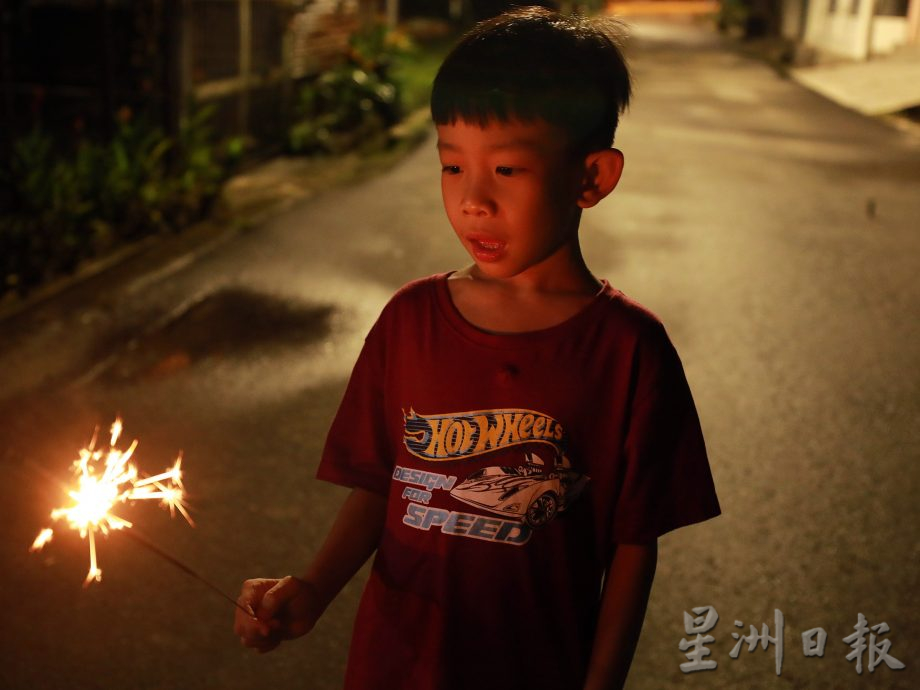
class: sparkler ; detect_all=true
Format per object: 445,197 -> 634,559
31,417 -> 191,586
30,418 -> 252,617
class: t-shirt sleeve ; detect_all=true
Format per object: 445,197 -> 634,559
611,321 -> 721,544
316,314 -> 393,497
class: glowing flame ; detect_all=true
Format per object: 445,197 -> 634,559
30,528 -> 53,552
31,417 -> 193,586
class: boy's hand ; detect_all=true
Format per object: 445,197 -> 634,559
234,576 -> 320,653
233,489 -> 386,654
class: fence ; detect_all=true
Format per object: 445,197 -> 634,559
1,0 -> 368,156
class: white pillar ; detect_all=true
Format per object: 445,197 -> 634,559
907,0 -> 920,41
858,0 -> 875,59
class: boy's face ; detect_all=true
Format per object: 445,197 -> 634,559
436,117 -> 588,282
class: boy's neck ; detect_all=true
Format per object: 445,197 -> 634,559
446,233 -> 604,335
456,233 -> 601,297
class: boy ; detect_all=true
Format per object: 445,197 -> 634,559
234,7 -> 720,690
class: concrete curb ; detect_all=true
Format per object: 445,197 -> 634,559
720,34 -> 920,143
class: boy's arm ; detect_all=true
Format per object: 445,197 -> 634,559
302,486 -> 388,609
582,541 -> 658,690
235,487 -> 387,652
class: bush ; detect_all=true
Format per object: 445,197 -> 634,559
289,24 -> 409,155
0,106 -> 242,297
717,0 -> 752,36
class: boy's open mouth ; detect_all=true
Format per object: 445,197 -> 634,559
468,237 -> 506,262
469,237 -> 505,261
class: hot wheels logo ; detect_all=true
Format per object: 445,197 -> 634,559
403,408 -> 566,461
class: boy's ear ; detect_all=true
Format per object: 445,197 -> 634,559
576,148 -> 624,209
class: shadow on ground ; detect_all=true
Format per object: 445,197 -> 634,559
95,288 -> 334,382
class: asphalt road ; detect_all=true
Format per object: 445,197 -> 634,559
1,17 -> 918,690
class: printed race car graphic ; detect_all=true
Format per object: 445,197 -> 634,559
449,453 -> 589,528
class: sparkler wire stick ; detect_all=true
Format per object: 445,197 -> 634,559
120,528 -> 254,617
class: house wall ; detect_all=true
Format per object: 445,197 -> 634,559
871,15 -> 909,52
804,0 -> 916,59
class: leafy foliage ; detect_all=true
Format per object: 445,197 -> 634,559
289,24 -> 409,155
0,106 -> 243,297
717,0 -> 753,36
0,23 -> 433,297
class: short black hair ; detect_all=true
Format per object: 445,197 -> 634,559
431,7 -> 631,153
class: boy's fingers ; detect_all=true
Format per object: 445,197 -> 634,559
240,631 -> 279,653
236,579 -> 277,636
237,579 -> 269,620
235,599 -> 271,637
239,578 -> 275,605
256,638 -> 281,654
234,576 -> 309,644
258,575 -> 302,621
287,619 -> 311,639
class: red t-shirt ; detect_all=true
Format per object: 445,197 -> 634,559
317,272 -> 720,690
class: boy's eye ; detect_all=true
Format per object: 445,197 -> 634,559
442,165 -> 461,175
496,166 -> 514,176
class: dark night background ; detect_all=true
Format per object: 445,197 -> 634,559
1,2 -> 918,689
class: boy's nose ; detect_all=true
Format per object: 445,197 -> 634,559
461,181 -> 496,217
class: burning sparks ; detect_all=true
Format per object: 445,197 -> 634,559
30,528 -> 53,552
31,417 -> 192,586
